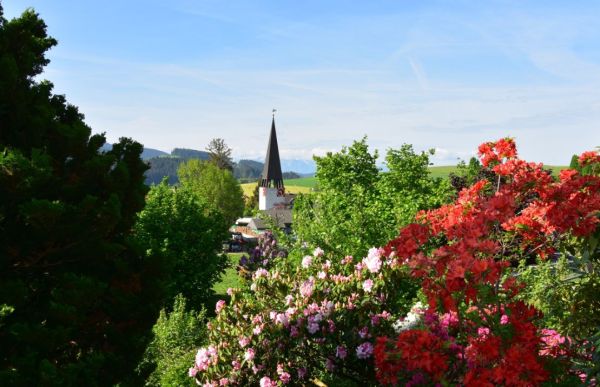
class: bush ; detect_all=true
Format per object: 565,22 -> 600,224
189,246 -> 419,385
189,139 -> 600,386
139,295 -> 207,386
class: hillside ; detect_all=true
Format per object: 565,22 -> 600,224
144,150 -> 306,186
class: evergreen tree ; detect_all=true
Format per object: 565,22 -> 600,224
0,7 -> 163,385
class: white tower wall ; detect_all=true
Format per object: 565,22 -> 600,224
259,187 -> 286,210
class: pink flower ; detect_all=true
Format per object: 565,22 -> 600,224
215,300 -> 226,314
500,314 -> 509,324
254,268 -> 268,278
244,348 -> 255,362
540,328 -> 568,356
195,348 -> 210,370
318,271 -> 327,279
336,345 -> 347,359
226,287 -> 234,296
300,278 -> 314,298
253,325 -> 262,335
362,279 -> 374,292
279,372 -> 291,384
359,326 -> 370,338
219,378 -> 229,386
342,255 -> 353,264
308,321 -> 320,334
477,327 -> 490,338
313,247 -> 324,257
302,255 -> 313,268
290,325 -> 299,337
259,376 -> 276,387
231,360 -> 241,370
275,313 -> 289,326
356,342 -> 373,359
371,314 -> 380,326
238,336 -> 250,348
284,294 -> 294,305
363,247 -> 382,273
188,367 -> 198,377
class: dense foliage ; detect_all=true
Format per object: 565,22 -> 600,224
139,295 -> 207,386
237,231 -> 288,280
294,138 -> 452,259
375,138 -> 600,385
0,7 -> 162,384
189,139 -> 599,386
178,159 -> 245,224
133,180 -> 229,308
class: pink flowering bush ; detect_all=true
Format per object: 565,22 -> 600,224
189,246 -> 419,385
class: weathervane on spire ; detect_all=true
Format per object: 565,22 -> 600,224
272,108 -> 277,118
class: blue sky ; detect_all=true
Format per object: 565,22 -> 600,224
4,0 -> 600,165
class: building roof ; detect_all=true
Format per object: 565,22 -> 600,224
259,117 -> 284,189
248,218 -> 268,230
263,208 -> 293,228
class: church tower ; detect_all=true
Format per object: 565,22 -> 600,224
259,115 -> 286,210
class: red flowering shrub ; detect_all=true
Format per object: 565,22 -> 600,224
376,139 -> 600,386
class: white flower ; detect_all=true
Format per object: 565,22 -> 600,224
362,247 -> 382,273
393,301 -> 425,333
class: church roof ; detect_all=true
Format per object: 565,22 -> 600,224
260,117 -> 284,189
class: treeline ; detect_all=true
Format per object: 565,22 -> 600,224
0,7 -> 244,385
145,153 -> 301,185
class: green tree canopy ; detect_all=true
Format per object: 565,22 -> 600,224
133,180 -> 229,309
178,159 -> 244,224
0,7 -> 163,385
294,138 -> 452,259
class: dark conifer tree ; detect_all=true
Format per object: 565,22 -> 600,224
0,7 -> 164,385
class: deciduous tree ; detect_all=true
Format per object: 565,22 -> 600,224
178,159 -> 244,224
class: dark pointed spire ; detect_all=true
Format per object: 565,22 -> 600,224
260,117 -> 284,189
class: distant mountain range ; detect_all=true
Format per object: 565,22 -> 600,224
100,144 -> 315,185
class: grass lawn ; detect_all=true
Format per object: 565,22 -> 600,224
212,252 -> 244,297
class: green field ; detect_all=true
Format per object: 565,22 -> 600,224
429,165 -> 568,178
283,176 -> 318,187
241,165 -> 569,196
240,180 -> 315,197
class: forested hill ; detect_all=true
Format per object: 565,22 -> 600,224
145,149 -> 210,185
101,144 -> 305,185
